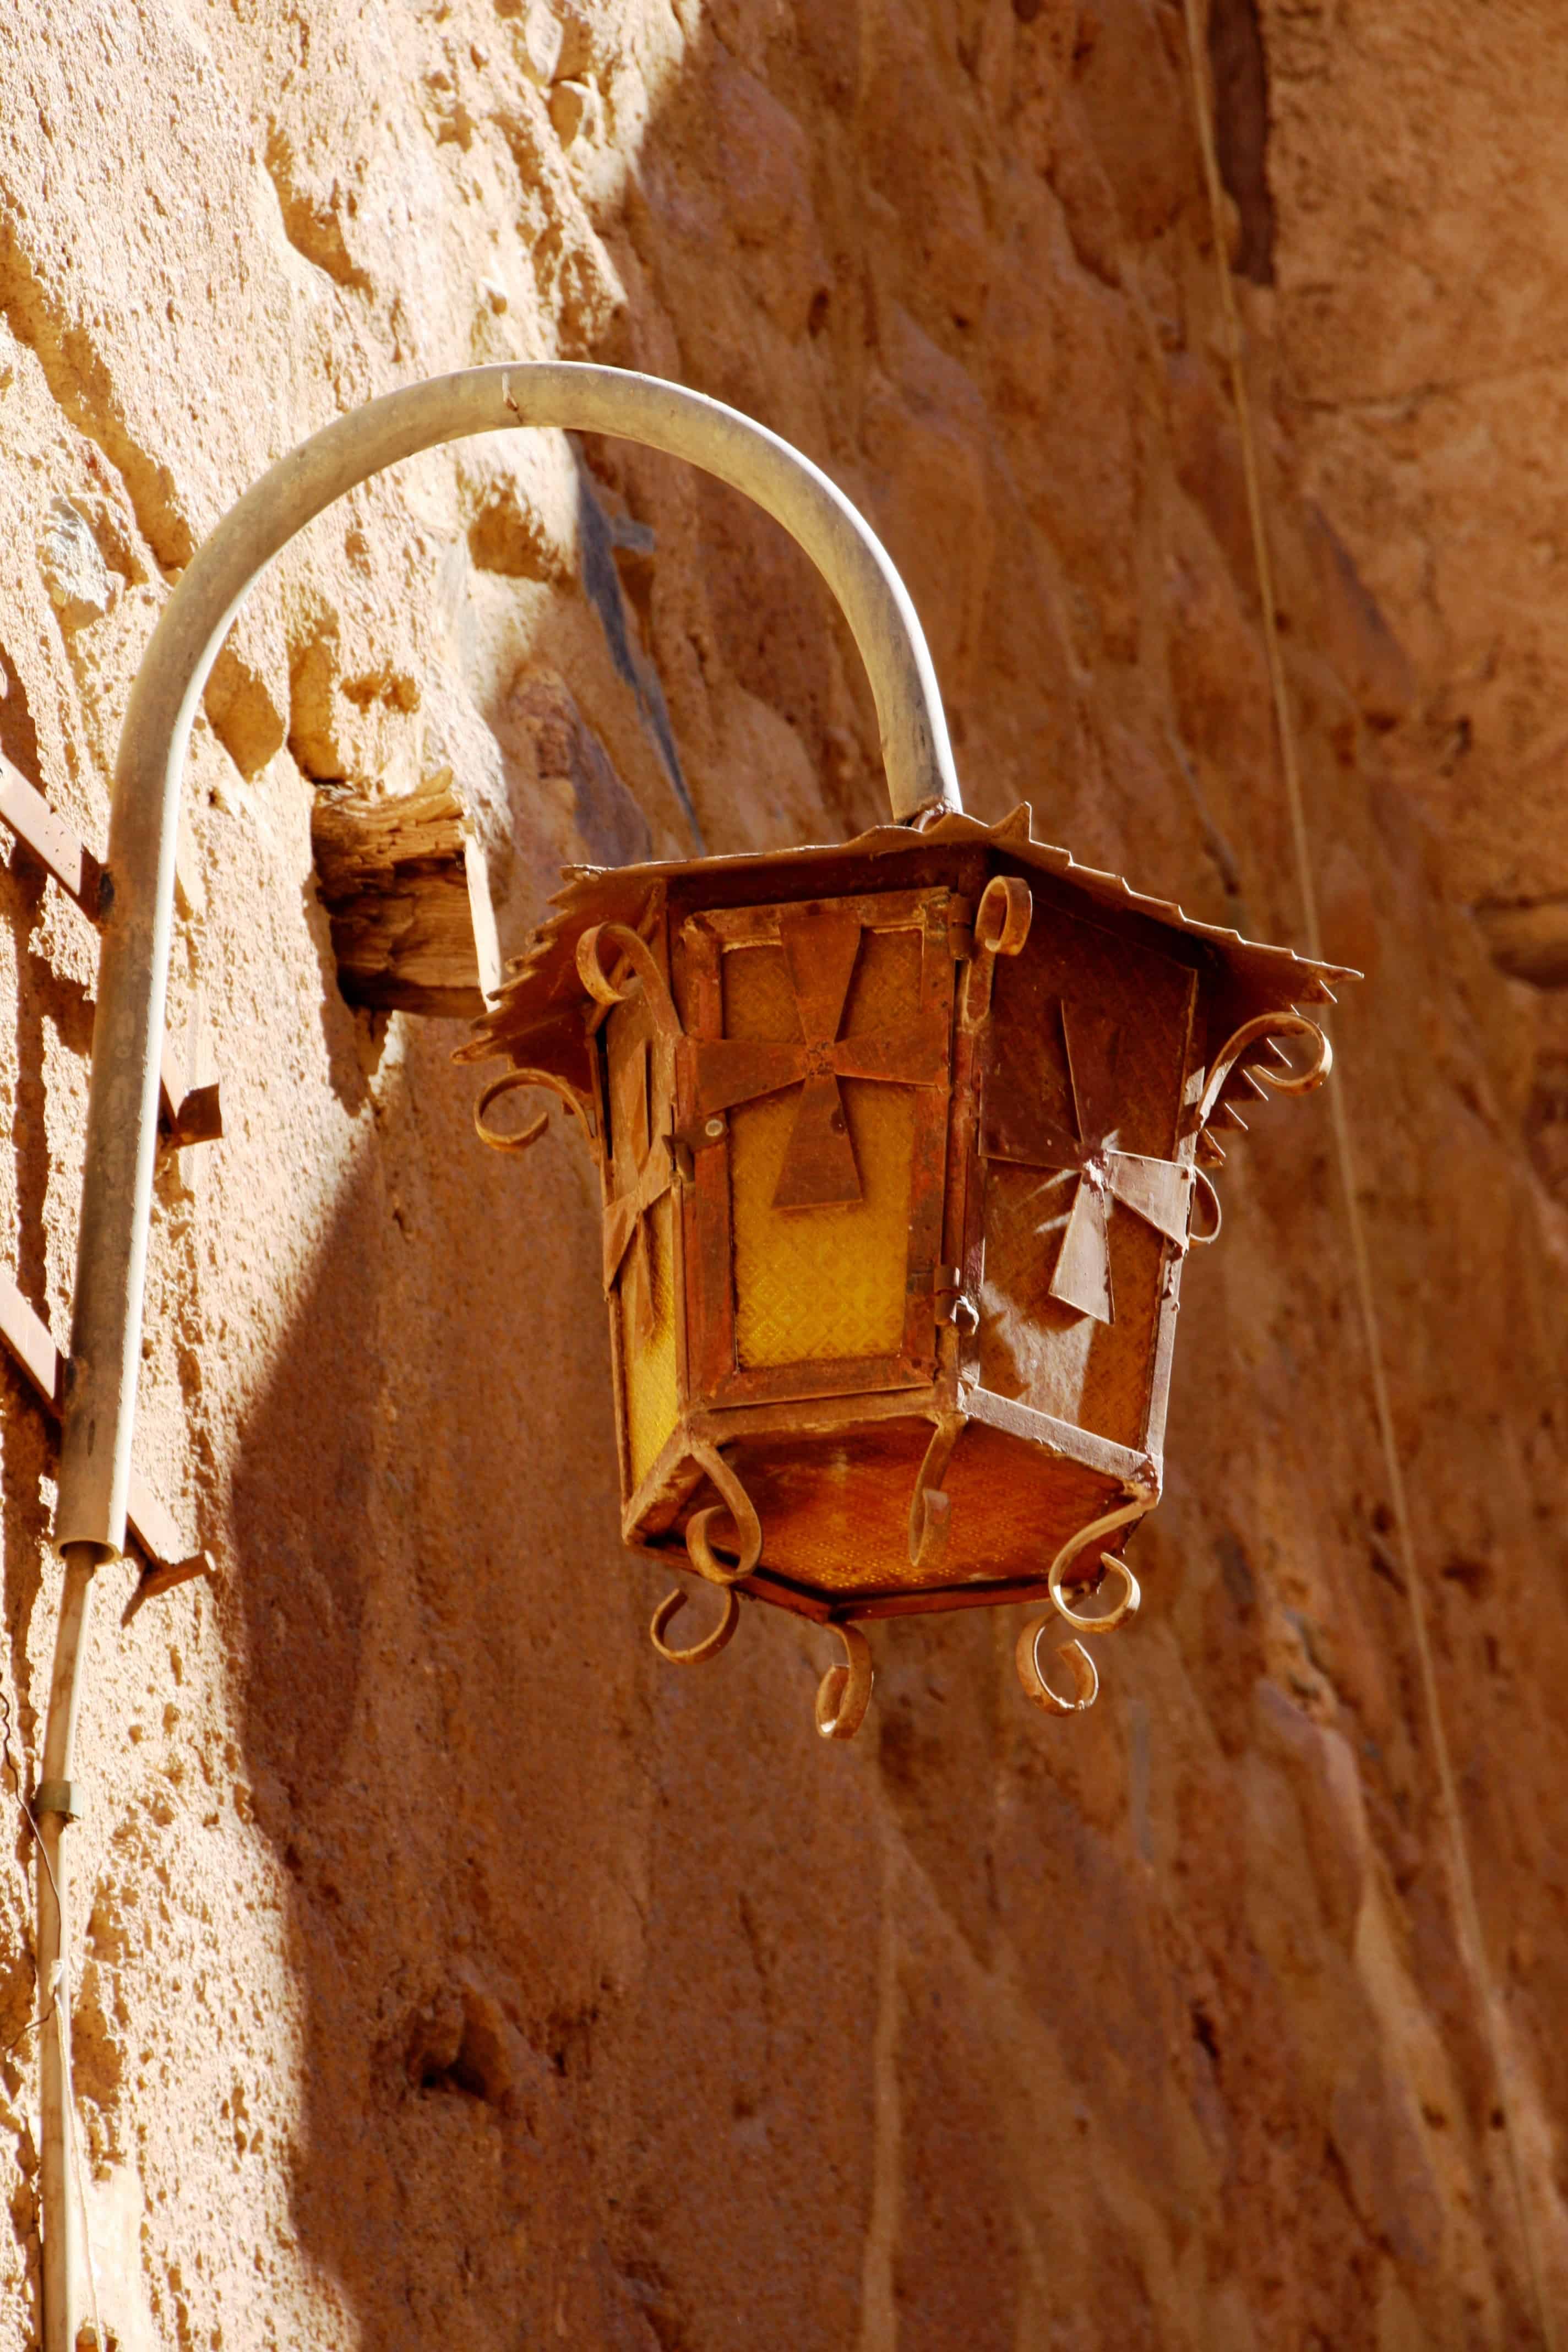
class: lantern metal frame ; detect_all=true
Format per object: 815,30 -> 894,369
466,807 -> 1347,1733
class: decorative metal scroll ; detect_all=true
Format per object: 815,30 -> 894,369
908,1413 -> 966,1570
473,1066 -> 596,1156
1196,1009 -> 1332,1165
960,874 -> 1032,1028
815,1625 -> 874,1741
649,1443 -> 761,1668
1015,1500 -> 1147,1717
647,1439 -> 880,1745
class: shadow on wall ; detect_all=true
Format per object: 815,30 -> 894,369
223,1011 -> 644,2342
202,2 -> 1505,2346
214,8 -> 1217,2346
225,1019 -> 886,2346
213,7 -> 932,2329
0,656 -> 100,2049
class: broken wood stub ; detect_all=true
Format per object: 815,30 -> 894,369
0,750 -> 110,919
311,772 -> 502,1018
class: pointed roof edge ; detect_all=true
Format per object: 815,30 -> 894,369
456,803 -> 1358,1065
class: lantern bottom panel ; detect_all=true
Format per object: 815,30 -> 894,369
625,1407 -> 1135,1624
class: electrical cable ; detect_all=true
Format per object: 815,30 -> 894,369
1180,7 -> 1559,2339
0,1682 -> 59,2049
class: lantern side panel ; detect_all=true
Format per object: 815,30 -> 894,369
979,907 -> 1199,1451
731,1087 -> 916,1364
727,924 -> 921,1367
676,888 -> 954,1409
601,989 -> 684,1495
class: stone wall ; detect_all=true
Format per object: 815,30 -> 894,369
0,2 -> 1564,2345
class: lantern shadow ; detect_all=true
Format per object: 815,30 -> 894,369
221,1018 -> 886,2346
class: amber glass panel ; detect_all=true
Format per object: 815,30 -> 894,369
621,1191 -> 679,1487
725,930 -> 919,1368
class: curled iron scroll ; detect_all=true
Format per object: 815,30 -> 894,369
1188,1166 -> 1223,1247
473,1066 -> 596,1155
649,1445 -> 762,1668
576,922 -> 682,1044
816,1624 -> 874,1741
907,1413 -> 966,1571
1197,1010 -> 1331,1163
650,1585 -> 741,1666
961,874 -> 1033,1028
1016,1500 -> 1148,1719
1016,1620 -> 1101,1716
683,1443 -> 764,1586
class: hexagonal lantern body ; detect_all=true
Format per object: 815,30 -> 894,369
462,805 -> 1347,1729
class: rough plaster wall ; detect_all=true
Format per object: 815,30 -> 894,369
1257,0 -> 1568,1257
0,2 -> 1564,2346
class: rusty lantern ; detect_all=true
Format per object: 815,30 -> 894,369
461,803 -> 1346,1737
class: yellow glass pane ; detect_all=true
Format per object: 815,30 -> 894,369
731,1082 -> 916,1364
622,1192 -> 679,1488
713,918 -> 933,1369
720,935 -> 799,1041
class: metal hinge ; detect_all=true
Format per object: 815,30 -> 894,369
911,1261 -> 980,1335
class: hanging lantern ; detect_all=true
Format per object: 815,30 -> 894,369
460,803 -> 1348,1737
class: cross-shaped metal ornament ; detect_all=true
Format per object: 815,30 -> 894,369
690,906 -> 946,1210
983,1001 -> 1194,1324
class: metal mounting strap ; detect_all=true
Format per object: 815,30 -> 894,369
34,1781 -> 84,1823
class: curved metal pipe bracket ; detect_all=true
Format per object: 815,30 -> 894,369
57,361 -> 962,1561
46,360 -> 965,2352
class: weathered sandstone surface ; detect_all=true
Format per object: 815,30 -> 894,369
0,2 -> 1564,2345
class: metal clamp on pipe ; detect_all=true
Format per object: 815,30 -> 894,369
34,1781 -> 84,1823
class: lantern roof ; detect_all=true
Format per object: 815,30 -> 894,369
458,802 -> 1355,1085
